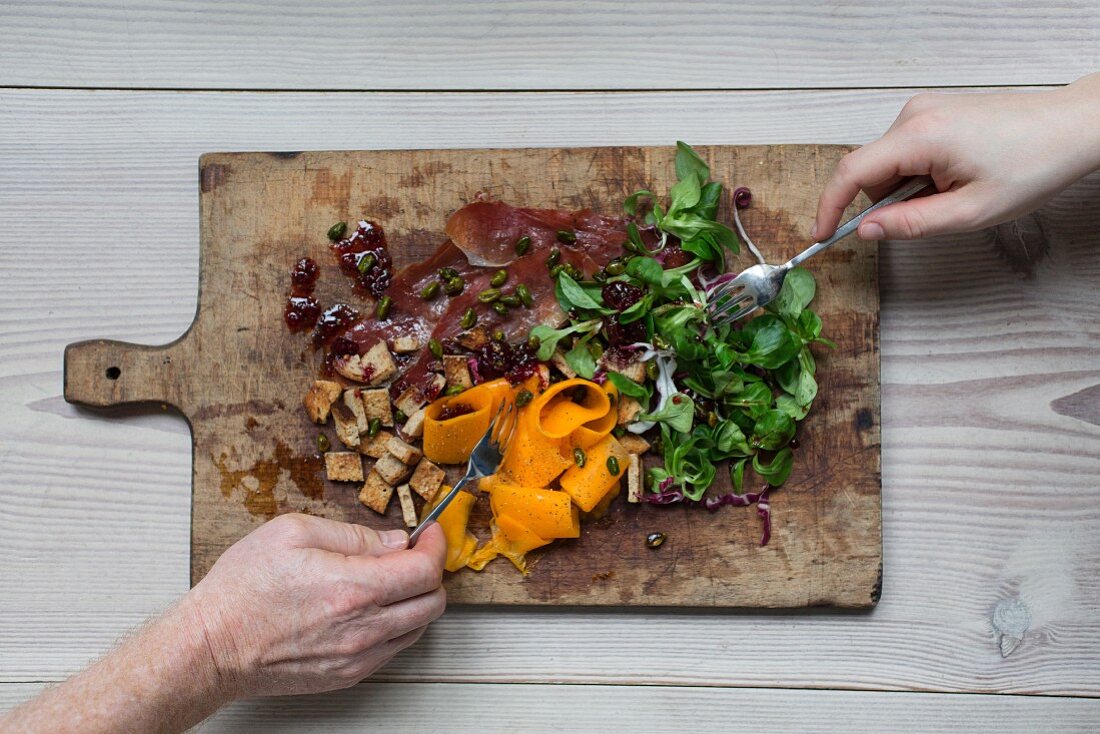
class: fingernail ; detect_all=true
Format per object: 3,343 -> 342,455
380,529 -> 408,549
810,223 -> 818,240
859,222 -> 885,240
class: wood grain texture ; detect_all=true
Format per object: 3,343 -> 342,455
0,1 -> 1097,90
3,682 -> 1100,733
2,90 -> 1098,694
62,144 -> 881,608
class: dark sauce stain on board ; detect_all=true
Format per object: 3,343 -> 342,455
200,163 -> 229,193
215,440 -> 325,519
364,195 -> 403,219
309,170 -> 352,206
398,160 -> 453,188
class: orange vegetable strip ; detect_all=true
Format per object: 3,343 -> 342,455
488,480 -> 579,540
559,436 -> 631,512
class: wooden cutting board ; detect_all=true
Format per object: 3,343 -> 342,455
64,145 -> 881,608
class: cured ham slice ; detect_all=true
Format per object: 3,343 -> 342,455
318,200 -> 629,402
445,200 -> 628,269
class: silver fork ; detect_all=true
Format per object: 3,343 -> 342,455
706,176 -> 933,326
407,400 -> 518,547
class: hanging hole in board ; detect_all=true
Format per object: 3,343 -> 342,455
105,366 -> 121,380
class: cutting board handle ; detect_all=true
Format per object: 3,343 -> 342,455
64,339 -> 186,410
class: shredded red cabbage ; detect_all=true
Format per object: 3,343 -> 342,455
645,480 -> 773,545
466,356 -> 483,385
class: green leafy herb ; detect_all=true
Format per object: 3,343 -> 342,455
527,141 -> 828,506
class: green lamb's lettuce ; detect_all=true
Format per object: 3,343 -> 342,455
531,141 -> 829,507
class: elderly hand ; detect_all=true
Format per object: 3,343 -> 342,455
184,513 -> 447,698
813,72 -> 1100,241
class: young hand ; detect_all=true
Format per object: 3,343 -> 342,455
813,72 -> 1100,241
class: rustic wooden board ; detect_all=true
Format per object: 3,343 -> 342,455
63,145 -> 880,607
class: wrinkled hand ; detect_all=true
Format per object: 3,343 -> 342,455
181,513 -> 447,698
813,72 -> 1100,241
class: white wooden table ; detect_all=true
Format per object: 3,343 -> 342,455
2,2 -> 1100,731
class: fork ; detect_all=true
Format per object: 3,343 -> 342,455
706,176 -> 933,326
408,400 -> 518,547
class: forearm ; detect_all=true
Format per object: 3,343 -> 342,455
1057,71 -> 1100,174
1,595 -> 234,734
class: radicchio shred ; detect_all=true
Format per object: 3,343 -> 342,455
643,479 -> 773,546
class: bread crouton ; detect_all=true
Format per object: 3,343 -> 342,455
392,335 -> 421,353
374,452 -> 413,486
359,388 -> 393,427
394,374 -> 445,417
331,403 -> 361,449
358,429 -> 394,459
385,436 -> 423,465
303,380 -> 342,424
443,355 -> 472,389
325,452 -> 363,482
396,484 -> 418,527
618,433 -> 651,455
343,388 -> 369,434
358,470 -> 394,514
455,327 -> 489,350
603,360 -> 646,384
409,459 -> 445,501
550,350 -> 576,378
360,341 -> 398,386
617,396 -> 642,426
401,407 -> 426,439
626,454 -> 643,503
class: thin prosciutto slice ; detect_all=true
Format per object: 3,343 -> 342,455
445,200 -> 629,268
329,200 -> 629,400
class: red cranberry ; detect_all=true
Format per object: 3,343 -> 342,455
602,281 -> 644,311
289,257 -> 319,294
311,304 -> 360,348
283,296 -> 321,332
660,246 -> 693,269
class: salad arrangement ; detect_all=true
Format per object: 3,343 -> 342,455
531,142 -> 830,530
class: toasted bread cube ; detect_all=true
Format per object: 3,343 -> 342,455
386,436 -> 423,465
361,341 -> 398,387
551,350 -> 576,378
331,403 -> 361,449
392,335 -> 421,354
375,452 -> 413,486
358,429 -> 394,459
358,470 -> 394,514
343,389 -> 369,434
409,458 -> 445,501
617,396 -> 642,426
626,454 -> 643,503
325,452 -> 363,482
455,327 -> 489,350
303,380 -> 342,424
393,386 -> 427,418
534,363 -> 551,390
443,355 -> 472,389
618,433 -> 651,455
396,484 -> 418,527
401,407 -> 426,439
359,388 -> 394,427
603,359 -> 646,384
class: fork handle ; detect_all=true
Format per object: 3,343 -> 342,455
783,176 -> 934,270
408,473 -> 474,547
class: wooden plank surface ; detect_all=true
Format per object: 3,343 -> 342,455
3,682 -> 1100,733
1,90 -> 1098,694
1,1 -> 1097,90
63,144 -> 881,608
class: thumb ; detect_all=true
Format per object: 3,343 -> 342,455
409,522 -> 448,569
857,189 -> 979,241
287,514 -> 408,557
